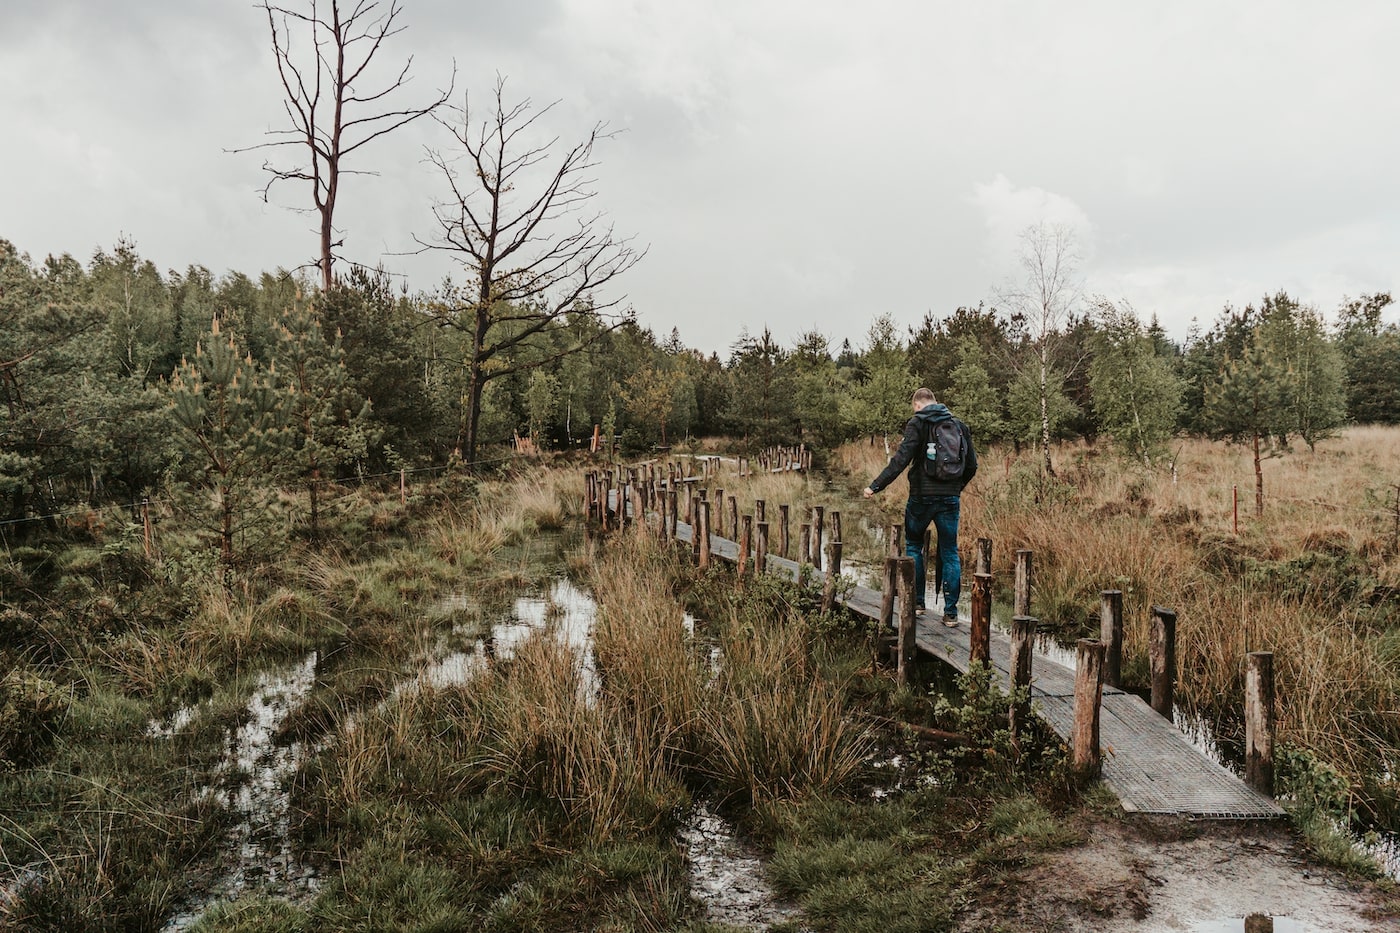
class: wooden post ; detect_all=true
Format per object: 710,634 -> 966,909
141,497 -> 153,559
632,484 -> 645,539
728,496 -> 739,543
755,521 -> 769,574
603,474 -> 614,531
897,558 -> 917,687
1014,549 -> 1033,618
879,556 -> 898,634
1009,616 -> 1036,740
778,504 -> 790,558
400,467 -> 407,506
668,488 -> 679,541
812,506 -> 825,571
1150,606 -> 1177,720
1073,639 -> 1106,778
799,523 -> 812,564
684,487 -> 692,523
1100,590 -> 1124,688
886,523 -> 900,558
698,502 -> 712,569
976,537 -> 992,575
1245,651 -> 1275,797
738,515 -> 753,579
691,496 -> 702,562
829,511 -> 842,552
756,499 -> 766,522
970,573 -> 992,664
821,542 -> 842,613
714,488 -> 724,535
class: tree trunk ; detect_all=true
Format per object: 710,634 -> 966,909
1039,343 -> 1054,477
1253,431 -> 1264,517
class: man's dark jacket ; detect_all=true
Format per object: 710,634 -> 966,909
869,403 -> 978,497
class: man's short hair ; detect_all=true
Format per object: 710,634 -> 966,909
912,387 -> 936,404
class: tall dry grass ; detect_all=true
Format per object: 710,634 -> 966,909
834,428 -> 1400,781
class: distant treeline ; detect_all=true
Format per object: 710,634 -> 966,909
2,235 -> 1397,530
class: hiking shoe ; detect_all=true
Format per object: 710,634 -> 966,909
914,603 -> 926,616
942,613 -> 959,628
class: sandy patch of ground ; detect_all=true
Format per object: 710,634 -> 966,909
959,815 -> 1400,933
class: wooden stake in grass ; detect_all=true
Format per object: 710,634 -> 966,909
879,555 -> 898,635
1010,615 -> 1036,741
779,503 -> 790,557
822,541 -> 842,614
799,523 -> 812,565
812,506 -> 825,571
1101,589 -> 1124,688
1073,638 -> 1106,779
739,515 -> 753,579
728,495 -> 739,543
970,572 -> 992,664
698,502 -> 712,569
1245,651 -> 1275,797
897,557 -> 917,687
1150,606 -> 1177,721
632,484 -> 645,539
668,488 -> 679,541
1014,549 -> 1033,618
755,521 -> 769,575
755,498 -> 766,522
714,488 -> 724,535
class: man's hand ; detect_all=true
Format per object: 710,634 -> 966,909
862,486 -> 875,499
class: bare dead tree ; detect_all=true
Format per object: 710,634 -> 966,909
238,0 -> 451,292
418,77 -> 645,464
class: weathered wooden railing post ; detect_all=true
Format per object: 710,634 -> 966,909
755,521 -> 769,575
1014,549 -> 1033,617
714,488 -> 724,535
1150,606 -> 1177,720
585,472 -> 596,523
727,496 -> 739,543
778,504 -> 790,558
756,499 -> 766,523
1009,615 -> 1036,741
821,540 -> 843,614
970,572 -> 992,664
602,474 -> 614,531
976,537 -> 992,575
691,496 -> 702,562
738,515 -> 753,579
632,484 -> 645,539
878,556 -> 898,663
829,511 -> 842,554
888,523 -> 901,558
1073,638 -> 1106,779
799,523 -> 812,565
698,502 -> 712,569
668,488 -> 679,541
1100,590 -> 1124,688
812,506 -> 825,571
897,557 -> 917,687
1246,651 -> 1275,797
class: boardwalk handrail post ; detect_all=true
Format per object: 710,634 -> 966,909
970,572 -> 992,665
1014,549 -> 1033,618
976,537 -> 993,575
896,557 -> 917,687
698,502 -> 712,569
1246,651 -> 1275,797
779,504 -> 790,558
799,523 -> 812,565
888,523 -> 901,558
1101,590 -> 1124,688
755,521 -> 769,575
632,484 -> 645,539
1150,606 -> 1177,721
877,556 -> 898,665
829,511 -> 842,555
756,499 -> 766,522
1010,615 -> 1037,741
714,488 -> 724,535
738,515 -> 753,579
727,496 -> 739,543
1073,638 -> 1106,779
812,506 -> 825,571
821,541 -> 842,614
691,496 -> 702,563
668,488 -> 679,541
602,473 -> 613,531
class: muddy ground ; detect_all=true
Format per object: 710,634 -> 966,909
957,814 -> 1400,933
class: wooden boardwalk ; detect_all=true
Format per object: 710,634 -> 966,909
673,520 -> 1283,819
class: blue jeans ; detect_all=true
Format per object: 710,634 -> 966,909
905,496 -> 961,616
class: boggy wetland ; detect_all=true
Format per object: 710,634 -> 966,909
4,436 -> 1400,931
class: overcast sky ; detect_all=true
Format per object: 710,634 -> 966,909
4,0 -> 1398,355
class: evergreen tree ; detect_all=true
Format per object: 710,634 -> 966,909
169,318 -> 292,565
841,315 -> 914,450
1336,293 -> 1400,425
1205,334 -> 1289,516
1255,292 -> 1345,450
945,336 -> 1007,444
1088,300 -> 1182,467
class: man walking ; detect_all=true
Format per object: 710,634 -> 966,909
863,388 -> 977,627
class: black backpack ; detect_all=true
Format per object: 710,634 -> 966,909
923,418 -> 966,482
